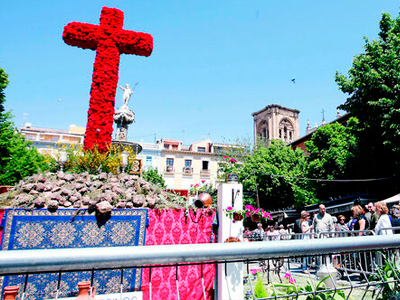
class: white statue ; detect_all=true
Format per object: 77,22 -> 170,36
119,84 -> 134,107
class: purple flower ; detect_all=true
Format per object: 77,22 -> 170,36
284,273 -> 296,284
250,268 -> 261,275
226,206 -> 233,211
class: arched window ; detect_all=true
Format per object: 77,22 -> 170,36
258,120 -> 269,140
279,118 -> 294,143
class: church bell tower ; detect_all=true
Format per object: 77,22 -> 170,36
252,104 -> 300,144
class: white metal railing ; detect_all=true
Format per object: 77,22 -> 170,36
1,235 -> 400,299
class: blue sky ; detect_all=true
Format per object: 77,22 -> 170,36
1,1 -> 399,145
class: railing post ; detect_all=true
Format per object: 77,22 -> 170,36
3,286 -> 19,300
217,183 -> 243,299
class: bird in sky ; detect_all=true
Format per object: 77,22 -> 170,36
291,78 -> 296,84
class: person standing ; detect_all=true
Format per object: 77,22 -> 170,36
335,215 -> 349,237
312,204 -> 334,238
266,226 -> 279,241
253,223 -> 266,241
375,202 -> 393,235
351,205 -> 368,236
301,211 -> 313,273
365,202 -> 378,231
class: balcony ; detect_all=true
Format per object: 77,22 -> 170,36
164,165 -> 174,174
182,167 -> 193,176
200,169 -> 210,177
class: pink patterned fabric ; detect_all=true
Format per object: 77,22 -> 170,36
142,209 -> 216,300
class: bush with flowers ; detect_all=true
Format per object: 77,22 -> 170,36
284,273 -> 296,285
189,180 -> 217,198
220,155 -> 238,175
44,143 -> 137,174
224,204 -> 272,223
189,180 -> 207,196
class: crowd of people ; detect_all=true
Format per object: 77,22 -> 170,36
243,201 -> 399,242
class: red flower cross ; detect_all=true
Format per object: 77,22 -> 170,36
63,7 -> 153,152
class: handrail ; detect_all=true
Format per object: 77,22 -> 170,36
318,229 -> 375,238
0,235 -> 399,276
377,226 -> 400,235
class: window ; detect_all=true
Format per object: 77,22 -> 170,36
184,160 -> 192,167
164,144 -> 169,149
198,147 -> 206,153
172,145 -> 178,150
184,160 -> 192,174
41,134 -> 60,142
202,161 -> 209,170
166,158 -> 174,172
24,134 -> 37,141
215,146 -> 222,153
146,156 -> 152,167
166,158 -> 174,166
279,118 -> 294,142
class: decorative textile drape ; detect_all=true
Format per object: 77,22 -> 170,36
0,209 -> 147,299
142,209 -> 216,300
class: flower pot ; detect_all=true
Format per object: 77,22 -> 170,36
194,193 -> 213,208
75,281 -> 95,300
252,214 -> 261,223
233,212 -> 243,221
3,286 -> 19,300
226,173 -> 238,184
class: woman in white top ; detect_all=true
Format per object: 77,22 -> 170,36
374,201 -> 393,235
300,211 -> 313,273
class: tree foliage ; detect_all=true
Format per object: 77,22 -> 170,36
0,68 -> 8,117
335,12 -> 400,178
305,119 -> 359,199
235,139 -> 317,210
142,168 -> 166,189
0,67 -> 48,185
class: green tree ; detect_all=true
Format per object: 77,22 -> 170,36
305,119 -> 358,199
335,12 -> 400,178
0,68 -> 8,117
0,67 -> 48,185
142,168 -> 166,188
238,139 -> 316,210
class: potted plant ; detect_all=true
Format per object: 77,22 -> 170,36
221,155 -> 239,183
224,205 -> 272,223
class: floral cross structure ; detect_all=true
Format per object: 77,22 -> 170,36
63,7 -> 153,152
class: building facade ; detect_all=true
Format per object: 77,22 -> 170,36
252,104 -> 300,145
20,123 -> 85,156
136,142 -> 162,171
158,139 -> 219,190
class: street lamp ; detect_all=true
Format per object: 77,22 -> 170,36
58,149 -> 68,173
121,151 -> 129,173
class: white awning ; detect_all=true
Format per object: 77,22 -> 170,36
382,193 -> 400,204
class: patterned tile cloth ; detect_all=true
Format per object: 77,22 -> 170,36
0,209 -> 148,300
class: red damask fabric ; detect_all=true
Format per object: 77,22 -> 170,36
142,209 -> 216,300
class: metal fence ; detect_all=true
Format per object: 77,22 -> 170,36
0,234 -> 400,299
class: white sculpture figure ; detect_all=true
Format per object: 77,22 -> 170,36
114,83 -> 138,141
119,84 -> 134,107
